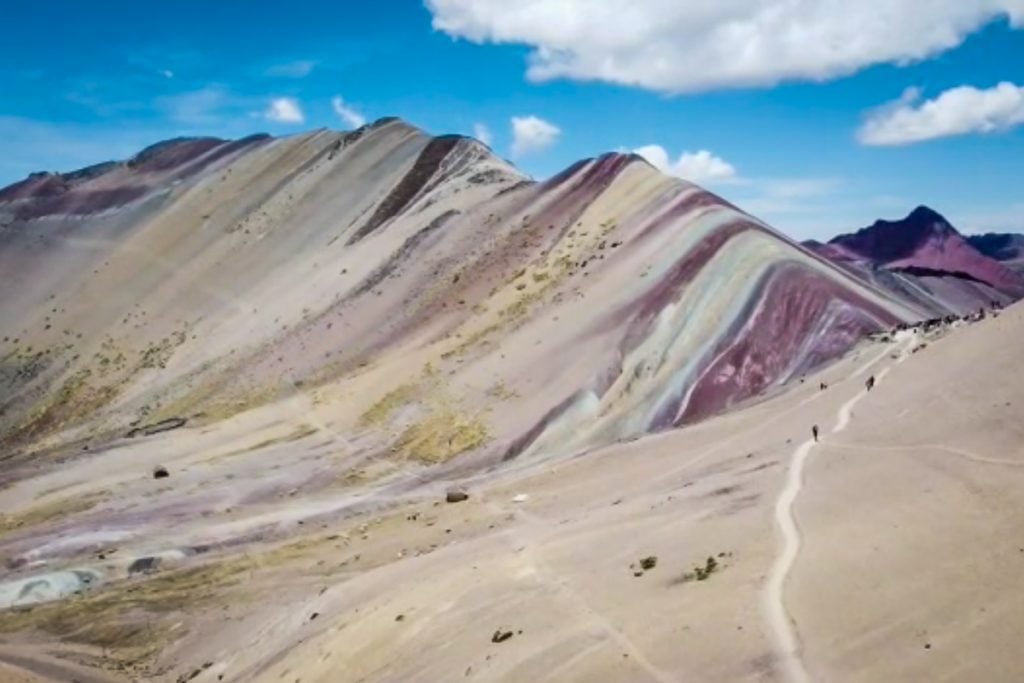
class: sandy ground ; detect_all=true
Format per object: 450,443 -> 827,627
0,304 -> 1020,682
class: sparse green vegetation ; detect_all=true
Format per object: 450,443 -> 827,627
360,384 -> 418,426
486,380 -> 518,400
204,424 -> 318,463
394,407 -> 489,463
676,555 -> 721,583
0,491 -> 108,536
0,559 -> 255,675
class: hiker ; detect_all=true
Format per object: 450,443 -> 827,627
866,375 -> 875,391
812,424 -> 819,442
819,382 -> 828,391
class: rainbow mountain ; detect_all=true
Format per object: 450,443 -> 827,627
1,118 -> 927,472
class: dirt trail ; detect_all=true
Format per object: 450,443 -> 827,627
762,338 -> 909,682
829,441 -> 1024,467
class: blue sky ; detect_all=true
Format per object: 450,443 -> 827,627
2,1 -> 1023,240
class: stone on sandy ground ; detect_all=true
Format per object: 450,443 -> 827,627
445,488 -> 469,503
491,629 -> 514,643
127,556 -> 162,576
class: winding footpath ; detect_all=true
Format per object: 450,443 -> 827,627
763,337 -> 911,682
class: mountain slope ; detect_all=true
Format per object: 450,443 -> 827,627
806,206 -> 1024,314
967,231 -> 1024,274
0,119 -> 986,680
0,119 -> 918,470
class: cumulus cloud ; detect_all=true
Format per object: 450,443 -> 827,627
473,122 -> 493,146
426,0 -> 1024,92
633,145 -> 737,183
858,81 -> 1024,145
265,97 -> 305,124
266,60 -> 317,78
510,115 -> 560,157
331,96 -> 366,128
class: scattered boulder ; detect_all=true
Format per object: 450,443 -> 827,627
491,629 -> 514,643
128,556 -> 161,576
695,556 -> 718,580
512,494 -> 529,503
639,556 -> 658,571
445,488 -> 469,503
153,466 -> 170,479
677,555 -> 721,583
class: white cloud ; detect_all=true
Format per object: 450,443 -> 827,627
157,86 -> 232,126
633,145 -> 737,183
266,60 -> 317,78
858,81 -> 1024,146
265,97 -> 305,124
510,115 -> 560,156
473,122 -> 493,146
427,1 -> 1024,92
331,96 -> 366,128
159,69 -> 174,79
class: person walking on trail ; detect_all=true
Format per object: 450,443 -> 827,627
866,375 -> 875,391
812,424 -> 819,442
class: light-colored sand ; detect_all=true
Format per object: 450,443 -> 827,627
788,305 -> 1024,682
0,288 -> 1020,680
763,336 -> 913,683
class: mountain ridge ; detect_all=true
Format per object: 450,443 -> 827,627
0,118 -> 917,469
806,205 -> 1024,312
967,231 -> 1024,273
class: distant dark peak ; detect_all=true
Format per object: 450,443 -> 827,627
863,205 -> 954,236
829,205 -> 964,263
967,232 -> 1024,261
802,239 -> 825,248
967,233 -> 1013,250
906,205 -> 951,226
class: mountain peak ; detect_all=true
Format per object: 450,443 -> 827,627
906,204 -> 949,225
830,205 -> 962,263
823,205 -> 1024,296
